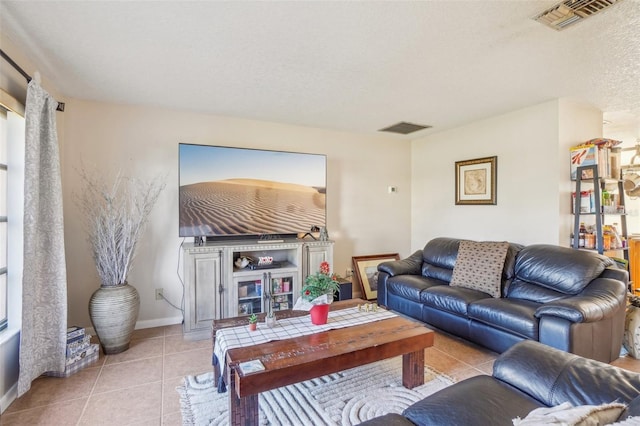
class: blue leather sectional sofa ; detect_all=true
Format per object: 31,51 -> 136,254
377,237 -> 628,363
360,340 -> 640,426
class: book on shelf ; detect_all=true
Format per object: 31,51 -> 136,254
272,278 -> 282,293
238,285 -> 249,298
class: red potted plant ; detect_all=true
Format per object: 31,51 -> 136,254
301,262 -> 340,325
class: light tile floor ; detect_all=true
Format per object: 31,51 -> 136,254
2,324 -> 640,425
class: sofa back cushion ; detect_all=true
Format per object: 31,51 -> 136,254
505,279 -> 566,304
422,237 -> 460,282
503,243 -> 524,285
511,245 -> 613,296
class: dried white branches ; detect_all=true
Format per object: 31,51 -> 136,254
77,169 -> 165,287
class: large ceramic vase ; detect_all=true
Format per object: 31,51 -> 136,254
89,283 -> 140,354
624,305 -> 640,359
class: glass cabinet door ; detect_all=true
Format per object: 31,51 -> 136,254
268,273 -> 295,312
236,278 -> 263,316
234,270 -> 297,316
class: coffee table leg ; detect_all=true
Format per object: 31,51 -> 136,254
402,349 -> 425,389
229,368 -> 259,426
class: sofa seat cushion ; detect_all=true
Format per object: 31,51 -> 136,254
468,298 -> 541,339
386,275 -> 446,303
403,375 -> 542,426
422,285 -> 492,317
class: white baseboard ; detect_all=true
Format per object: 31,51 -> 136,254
83,316 -> 183,338
0,382 -> 17,415
135,316 -> 183,330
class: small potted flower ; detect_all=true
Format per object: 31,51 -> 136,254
302,261 -> 341,325
248,313 -> 258,331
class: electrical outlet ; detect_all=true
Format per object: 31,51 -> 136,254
346,268 -> 353,277
155,288 -> 163,301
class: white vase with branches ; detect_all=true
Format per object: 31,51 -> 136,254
78,168 -> 165,354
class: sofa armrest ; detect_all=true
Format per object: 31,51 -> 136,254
535,278 -> 626,323
494,340 -> 640,407
493,341 -> 577,406
377,250 -> 422,277
600,267 -> 629,284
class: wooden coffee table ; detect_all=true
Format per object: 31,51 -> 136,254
220,300 -> 434,426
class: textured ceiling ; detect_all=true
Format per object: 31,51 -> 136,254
1,1 -> 639,137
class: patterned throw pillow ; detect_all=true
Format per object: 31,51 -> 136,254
449,240 -> 510,298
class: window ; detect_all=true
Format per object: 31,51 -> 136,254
0,107 -> 6,331
0,94 -> 25,334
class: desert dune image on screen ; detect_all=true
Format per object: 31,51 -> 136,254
179,145 -> 326,237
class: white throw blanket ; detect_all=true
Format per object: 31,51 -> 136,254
512,402 -> 627,426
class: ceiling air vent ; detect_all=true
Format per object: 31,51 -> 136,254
379,121 -> 432,135
534,0 -> 623,30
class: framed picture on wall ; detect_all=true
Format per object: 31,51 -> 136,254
352,253 -> 400,301
455,156 -> 497,205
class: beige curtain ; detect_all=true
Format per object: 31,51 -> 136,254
18,79 -> 67,396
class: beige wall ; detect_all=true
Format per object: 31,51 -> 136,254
61,100 -> 413,327
410,99 -> 602,251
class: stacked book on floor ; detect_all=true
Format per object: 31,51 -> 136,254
46,326 -> 99,378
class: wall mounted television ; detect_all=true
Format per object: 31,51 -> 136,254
178,144 -> 327,239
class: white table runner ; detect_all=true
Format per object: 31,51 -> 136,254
214,306 -> 397,379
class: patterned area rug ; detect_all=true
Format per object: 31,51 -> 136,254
177,356 -> 454,425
